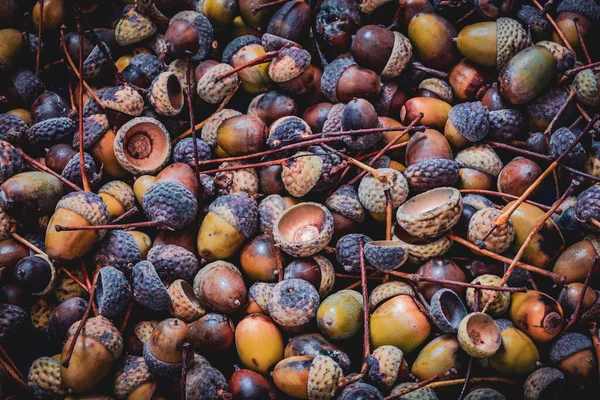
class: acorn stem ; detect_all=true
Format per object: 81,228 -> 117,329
335,273 -> 384,280
35,0 -> 43,76
384,368 -> 457,400
199,152 -> 323,174
181,342 -> 191,400
77,17 -> 92,193
387,3 -> 402,30
459,189 -> 556,212
456,7 -> 477,25
59,265 -> 91,295
388,271 -> 527,293
574,18 -> 592,64
347,113 -> 424,185
119,301 -> 134,333
18,148 -> 83,191
11,231 -> 47,257
215,50 -> 279,81
110,206 -> 139,224
385,191 -> 393,241
543,89 -> 576,137
322,145 -> 386,183
446,233 -> 566,284
62,272 -> 98,368
54,220 -> 175,232
531,0 -> 576,54
457,357 -> 473,400
424,377 -> 519,390
251,0 -> 292,14
358,237 -> 370,373
408,63 -> 448,79
564,256 -> 599,331
482,182 -> 576,314
186,55 -> 202,201
43,59 -> 66,71
0,350 -> 27,390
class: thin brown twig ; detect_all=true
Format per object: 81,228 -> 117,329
564,257 -> 599,331
54,220 -> 175,232
0,353 -> 27,390
35,0 -> 44,76
322,144 -> 386,183
574,18 -> 592,64
531,0 -> 576,54
147,381 -> 158,400
109,206 -> 139,224
559,61 -> 600,84
11,232 -> 46,256
459,189 -> 556,212
458,358 -> 473,400
408,63 -> 448,79
77,17 -> 91,192
251,0 -> 291,14
388,270 -> 527,293
385,191 -> 392,241
544,90 -> 576,136
18,149 -> 82,191
275,246 -> 284,283
0,345 -> 25,382
384,369 -> 457,400
186,55 -> 201,201
358,237 -> 370,374
59,266 -> 91,295
119,302 -> 134,333
425,377 -> 518,390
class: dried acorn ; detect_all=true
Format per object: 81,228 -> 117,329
549,332 -> 596,389
193,261 -> 247,314
113,355 -> 156,400
268,278 -> 320,332
272,355 -> 342,400
132,261 -> 170,311
321,55 -> 382,103
148,244 -> 199,283
523,367 -> 565,400
143,318 -> 189,378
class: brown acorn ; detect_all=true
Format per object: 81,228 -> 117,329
321,55 -> 382,103
193,261 -> 247,314
553,0 -> 600,50
230,368 -> 276,400
261,0 -> 310,50
0,171 -> 65,219
549,332 -> 596,389
358,168 -> 409,222
222,35 -> 272,94
416,258 -> 467,301
449,59 -> 493,102
268,47 -> 313,95
407,12 -> 458,70
509,291 -> 564,342
402,97 -> 452,130
412,335 -> 466,380
101,85 -> 145,127
444,102 -> 490,148
272,355 -> 342,400
113,355 -> 156,400
189,313 -> 235,354
249,90 -> 298,126
201,108 -> 242,148
284,333 -> 351,373
351,25 -> 412,79
143,318 -> 189,378
497,158 -> 543,198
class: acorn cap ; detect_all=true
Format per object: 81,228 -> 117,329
0,304 -> 26,344
572,69 -> 599,107
134,320 -> 159,345
0,113 -> 28,144
30,254 -> 58,296
115,7 -> 157,46
259,194 -> 287,234
222,35 -> 262,64
464,389 -> 506,400
66,315 -> 123,359
268,278 -> 320,332
12,69 -> 44,107
466,274 -> 510,316
557,0 -> 600,23
366,345 -> 405,388
308,355 -> 343,400
185,365 -> 230,399
262,32 -> 300,52
536,41 -> 575,74
364,240 -> 408,272
457,312 -> 502,358
455,144 -> 503,177
54,267 -> 87,303
381,32 -> 412,79
467,208 -> 514,254
173,137 -> 211,166
313,255 -> 336,297
114,355 -> 153,399
322,103 -> 345,133
0,140 -> 24,186
273,202 -> 334,257
147,244 -> 199,283
168,279 -> 205,322
103,85 -> 145,119
523,367 -> 565,400
576,185 -> 600,229
197,63 -> 239,104
143,342 -> 182,378
549,127 -> 586,168
208,192 -> 258,238
496,18 -> 529,69
463,194 -> 496,210
281,151 -> 324,197
358,0 -> 395,14
269,47 -> 311,83
488,109 -> 524,141
448,102 -> 489,143
517,6 -> 552,41
391,382 -> 438,400
549,332 -> 593,365
201,108 -> 241,147
419,78 -> 453,104
94,230 -> 142,273
149,72 -> 184,117
321,56 -> 356,103
143,181 -> 198,230
215,161 -> 259,196
358,168 -> 409,214
98,181 -> 135,211
132,261 -> 171,311
336,233 -> 373,273
27,356 -> 66,398
74,114 -> 109,150
83,87 -> 110,117
96,266 -> 132,318
430,288 -> 468,334
404,159 -> 460,193
326,184 -> 366,223
0,209 -> 16,241
28,117 -> 77,147
170,11 -> 214,61
394,235 -> 453,264
61,152 -> 101,188
249,282 -> 275,313
369,282 -> 415,311
30,298 -> 54,331
126,53 -> 166,84
267,116 -> 312,149
56,191 -> 109,235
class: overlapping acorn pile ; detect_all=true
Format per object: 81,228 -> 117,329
0,0 -> 599,399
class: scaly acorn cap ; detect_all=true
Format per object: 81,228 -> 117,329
326,184 -> 366,223
208,192 -> 258,238
404,159 -> 460,193
391,382 -> 438,400
0,140 -> 24,185
222,35 -> 262,64
73,114 -> 109,150
147,244 -> 199,283
557,0 -> 600,23
367,345 -> 405,388
197,63 -> 239,104
30,298 -> 54,331
381,32 -> 412,79
143,181 -> 198,230
358,0 -> 395,15
268,278 -> 320,332
201,108 -> 242,147
467,208 -> 514,254
66,315 -> 123,360
114,355 -> 154,399
0,208 -> 16,241
549,332 -> 593,365
127,53 -> 167,84
258,194 -> 286,234
27,356 -> 66,399
102,85 -> 145,118
419,78 -> 453,104
572,69 -> 599,107
488,109 -> 524,141
321,56 -> 356,103
32,254 -> 58,296
98,181 -> 135,212
170,11 -> 214,61
496,18 -> 529,69
536,41 -> 575,74
267,116 -> 312,149
61,152 -> 101,188
321,103 -> 345,133
28,117 -> 77,147
249,282 -> 276,314
523,367 -> 565,400
527,87 -> 577,126
215,161 -> 259,196
95,230 -> 142,273
55,191 -> 110,239
0,304 -> 27,344
281,151 -> 324,197
358,168 -> 409,213
448,102 -> 490,143
314,255 -> 336,297
132,261 -> 171,311
168,279 -> 206,322
149,72 -> 184,116
115,7 -> 157,47
134,320 -> 159,345
96,266 -> 133,319
268,47 -> 311,83
336,233 -> 373,273
369,281 -> 415,311
549,127 -> 586,168
308,355 -> 343,400
0,113 -> 28,144
455,144 -> 503,177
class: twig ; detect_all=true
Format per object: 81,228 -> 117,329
0,345 -> 24,382
559,61 -> 600,84
35,0 -> 44,76
0,353 -> 27,390
181,342 -> 191,400
531,0 -> 575,54
408,63 -> 448,79
322,145 -> 387,183
18,149 -> 82,191
275,246 -> 284,283
119,302 -> 134,333
384,369 -> 457,400
458,358 -> 473,400
77,17 -> 91,192
425,377 -> 518,390
544,89 -> 576,136
11,232 -> 46,256
215,49 -> 279,81
54,220 -> 175,232
459,190 -> 555,212
574,18 -> 592,64
385,191 -> 392,241
564,257 -> 599,331
358,237 -> 370,374
388,270 -> 527,293
186,55 -> 201,201
331,374 -> 365,398
147,381 -> 158,400
109,206 -> 139,224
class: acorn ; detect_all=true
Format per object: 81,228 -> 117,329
417,78 -> 453,104
131,261 -> 170,311
147,71 -> 184,117
396,187 -> 462,239
321,55 -> 382,103
45,191 -> 109,260
101,86 -> 145,127
572,69 -> 599,107
201,109 -> 242,149
62,30 -> 115,84
195,0 -> 238,30
553,0 -> 600,50
94,230 -> 142,273
523,367 -> 565,400
401,97 -> 452,130
405,129 -> 453,167
498,45 -> 557,105
268,278 -> 319,332
216,114 -> 266,157
272,355 -> 342,400
122,53 -> 166,89
497,158 -> 542,198
114,117 -> 171,175
340,98 -> 381,150
464,389 -> 506,400
404,158 -> 460,194
558,283 -> 598,318
488,320 -> 539,376
444,102 -> 490,149
60,152 -> 101,189
267,46 -> 313,95
467,208 -> 514,254
549,332 -> 596,389
457,18 -> 528,69
259,0 -> 308,48
336,233 -> 373,273
285,333 -> 351,373
466,275 -> 510,315
28,117 -> 77,148
215,161 -> 259,196
172,138 -> 211,169
258,194 -> 292,234
517,5 -> 552,41
246,282 -> 274,315
416,258 -> 467,301
0,29 -> 26,75
27,356 -> 66,399
14,254 -> 57,295
365,345 -> 409,389
193,261 -> 247,314
407,12 -> 458,70
97,181 -> 135,221
48,297 -> 88,340
549,127 -> 586,169
185,364 -> 231,400
168,279 -> 205,322
148,244 -> 199,283
267,116 -> 311,149
527,87 -> 577,131
457,312 -> 501,358
412,334 -> 466,381
325,184 -> 366,238
430,288 -> 468,334
536,41 -> 575,75
115,6 -> 157,47
189,313 -> 234,353
368,282 -> 414,313
249,91 -> 298,126
316,290 -> 362,340
448,60 -> 493,103
113,355 -> 156,400
393,226 -> 454,264
230,368 -> 276,400
287,255 -> 336,298
53,266 -> 87,303
240,234 -> 279,282
235,314 -> 284,374
370,294 -> 431,354
364,241 -> 409,272
60,316 -> 123,393
0,304 -> 26,344
390,382 -> 438,400
143,318 -> 189,378
166,11 -> 213,60
196,61 -> 240,104
0,113 -> 29,144
509,291 -> 564,342
273,202 -> 333,257
95,266 -> 132,319
337,382 -> 384,400
131,320 -> 159,355
503,201 -> 565,269
279,151 -> 326,197
358,168 -> 409,222
222,36 -> 272,94
314,0 -> 360,55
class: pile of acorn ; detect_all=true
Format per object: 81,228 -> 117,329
0,0 -> 599,399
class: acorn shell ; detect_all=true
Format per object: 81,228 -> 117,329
208,192 -> 258,238
572,69 -> 599,107
215,161 -> 259,196
536,41 -> 575,75
369,282 -> 415,312
170,11 -> 214,61
143,181 -> 198,230
549,127 -> 586,168
249,282 -> 275,314
430,288 -> 468,334
27,356 -> 66,399
281,151 -> 324,197
113,355 -> 153,399
321,103 -> 345,134
556,0 -> 600,22
168,279 -> 206,322
549,332 -> 593,365
380,32 -> 412,79
455,144 -> 503,177
55,191 -> 110,234
149,72 -> 184,116
446,102 -> 489,143
258,194 -> 287,234
336,233 -> 373,273
457,312 -> 501,358
114,117 -> 171,175
467,208 -> 514,254
364,240 -> 408,272
268,278 -> 320,332
96,266 -> 132,319
201,108 -> 242,147
269,47 -> 311,83
321,56 -> 356,103
132,261 -> 171,311
366,345 -> 405,389
115,7 -> 157,46
268,116 -> 312,149
102,85 -> 145,120
523,367 -> 565,400
465,274 -> 511,316
404,158 -> 459,193
358,168 -> 409,214
0,140 -> 24,185
147,244 -> 199,283
197,63 -> 240,104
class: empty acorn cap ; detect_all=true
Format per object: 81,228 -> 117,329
457,312 -> 502,358
358,168 -> 409,214
281,151 -> 324,198
455,144 -> 503,177
273,202 -> 334,257
364,240 -> 408,272
249,282 -> 275,314
308,354 -> 343,400
268,278 -> 320,332
396,187 -> 462,239
149,72 -> 184,116
430,288 -> 468,334
115,7 -> 157,46
168,279 -> 205,322
132,261 -> 171,311
369,282 -> 415,311
66,315 -> 123,360
27,356 -> 66,398
366,345 -> 405,388
523,367 -> 565,400
114,117 -> 171,175
549,332 -> 593,365
197,63 -> 239,104
56,191 -> 110,236
419,78 -> 453,104
496,18 -> 529,69
326,184 -> 366,223
98,181 -> 135,212
134,320 -> 159,345
113,355 -> 153,399
313,255 -> 336,297
208,192 -> 258,238
96,266 -> 133,319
